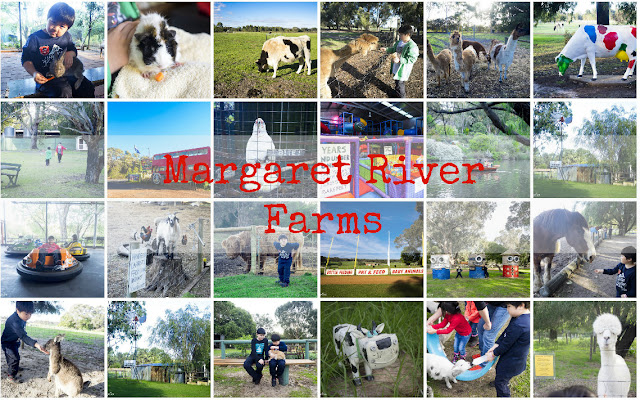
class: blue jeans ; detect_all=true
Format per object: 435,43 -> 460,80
269,359 -> 286,378
477,304 -> 510,356
454,332 -> 471,356
278,260 -> 292,283
469,321 -> 478,337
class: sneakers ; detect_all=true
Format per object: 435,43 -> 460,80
452,352 -> 460,362
272,377 -> 277,387
279,282 -> 289,287
275,279 -> 282,284
7,375 -> 22,384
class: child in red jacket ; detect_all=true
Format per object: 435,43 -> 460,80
427,301 -> 471,362
465,301 -> 480,347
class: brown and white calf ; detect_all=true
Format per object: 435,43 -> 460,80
256,35 -> 311,78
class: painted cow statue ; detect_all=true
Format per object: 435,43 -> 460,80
556,25 -> 637,80
333,322 -> 399,385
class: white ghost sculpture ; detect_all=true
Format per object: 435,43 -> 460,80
244,118 -> 280,193
246,118 -> 275,163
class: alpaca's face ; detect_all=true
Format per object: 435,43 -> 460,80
597,329 -> 618,351
449,32 -> 461,47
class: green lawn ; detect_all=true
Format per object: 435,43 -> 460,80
214,273 -> 317,297
427,269 -> 530,297
321,281 -> 423,298
2,150 -> 104,198
534,338 -> 637,397
214,32 -> 317,98
534,179 -> 636,198
108,378 -> 210,397
0,323 -> 103,346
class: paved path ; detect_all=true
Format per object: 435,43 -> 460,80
552,233 -> 636,297
2,49 -> 104,96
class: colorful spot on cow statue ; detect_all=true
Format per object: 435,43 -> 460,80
598,25 -> 608,34
556,54 -> 574,75
616,43 -> 629,62
584,25 -> 597,43
603,32 -> 619,50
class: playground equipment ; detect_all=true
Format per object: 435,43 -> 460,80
431,254 -> 451,280
468,254 -> 486,279
320,135 -> 424,198
322,113 -> 423,137
501,249 -> 520,278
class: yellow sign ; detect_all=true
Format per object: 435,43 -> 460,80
534,354 -> 555,377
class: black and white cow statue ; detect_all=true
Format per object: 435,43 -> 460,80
255,35 -> 312,78
333,321 -> 399,385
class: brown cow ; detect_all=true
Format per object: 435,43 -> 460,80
221,226 -> 304,274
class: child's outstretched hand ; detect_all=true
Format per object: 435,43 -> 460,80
33,72 -> 48,84
35,342 -> 49,355
485,350 -> 495,361
258,359 -> 264,365
426,326 -> 436,334
594,269 -> 603,274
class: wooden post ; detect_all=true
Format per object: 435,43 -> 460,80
250,226 -> 257,274
128,242 -> 140,298
197,218 -> 203,275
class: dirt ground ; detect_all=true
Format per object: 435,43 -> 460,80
322,274 -> 423,284
324,352 -> 421,397
538,234 -> 637,298
108,202 -> 211,297
213,246 -> 317,278
214,365 -> 317,397
328,48 -> 424,99
1,340 -> 104,398
107,180 -> 210,198
427,45 -> 530,98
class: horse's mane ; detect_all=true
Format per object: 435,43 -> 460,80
534,209 -> 588,234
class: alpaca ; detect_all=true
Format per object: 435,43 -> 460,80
320,33 -> 379,98
593,314 -> 630,398
490,24 -> 528,82
449,31 -> 477,93
426,40 -> 452,86
488,39 -> 500,66
462,40 -> 491,64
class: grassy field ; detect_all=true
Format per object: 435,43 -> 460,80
214,32 -> 317,98
321,301 -> 423,397
1,150 -> 104,198
324,260 -> 421,269
321,281 -> 423,298
534,338 -> 637,397
214,273 -> 317,297
0,323 -> 103,346
534,179 -> 636,198
108,378 -> 210,397
427,269 -> 530,297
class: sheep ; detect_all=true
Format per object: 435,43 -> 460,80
449,31 -> 477,93
593,314 -> 630,398
152,213 -> 187,260
426,353 -> 471,389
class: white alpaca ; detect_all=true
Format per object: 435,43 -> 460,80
490,24 -> 528,82
593,314 -> 630,398
426,354 -> 470,389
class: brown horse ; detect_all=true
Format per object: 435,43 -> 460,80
533,209 -> 597,293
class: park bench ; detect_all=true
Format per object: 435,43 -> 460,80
1,162 -> 22,187
6,67 -> 105,98
214,358 -> 316,385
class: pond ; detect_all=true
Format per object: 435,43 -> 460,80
427,159 -> 530,198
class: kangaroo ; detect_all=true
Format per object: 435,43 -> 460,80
43,334 -> 91,397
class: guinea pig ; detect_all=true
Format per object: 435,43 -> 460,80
129,13 -> 181,79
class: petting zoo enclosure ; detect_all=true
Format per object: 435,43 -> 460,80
213,102 -> 317,198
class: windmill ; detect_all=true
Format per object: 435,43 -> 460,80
125,310 -> 146,363
551,111 -> 572,180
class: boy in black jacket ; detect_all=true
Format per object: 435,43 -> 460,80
594,246 -> 636,298
268,333 -> 288,386
485,301 -> 530,397
273,235 -> 300,287
1,301 -> 49,383
243,328 -> 269,384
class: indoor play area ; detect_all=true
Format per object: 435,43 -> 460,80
320,102 -> 424,198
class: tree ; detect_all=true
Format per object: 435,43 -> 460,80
400,246 -> 421,265
253,313 -> 275,333
533,102 -> 572,155
394,202 -> 423,251
214,301 -> 255,339
150,305 -> 211,375
107,301 -> 146,352
534,2 -> 577,23
275,301 -> 316,339
426,202 -> 497,257
53,102 -> 104,184
60,304 -> 103,330
582,202 -> 636,236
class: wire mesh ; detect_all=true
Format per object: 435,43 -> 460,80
214,102 -> 317,198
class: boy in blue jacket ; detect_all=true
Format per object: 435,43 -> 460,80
273,235 -> 300,287
243,328 -> 269,385
1,301 -> 49,383
594,246 -> 636,298
485,301 -> 530,397
268,333 -> 288,386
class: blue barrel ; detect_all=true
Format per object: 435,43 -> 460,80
432,268 -> 450,280
343,123 -> 354,134
469,267 -> 486,279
